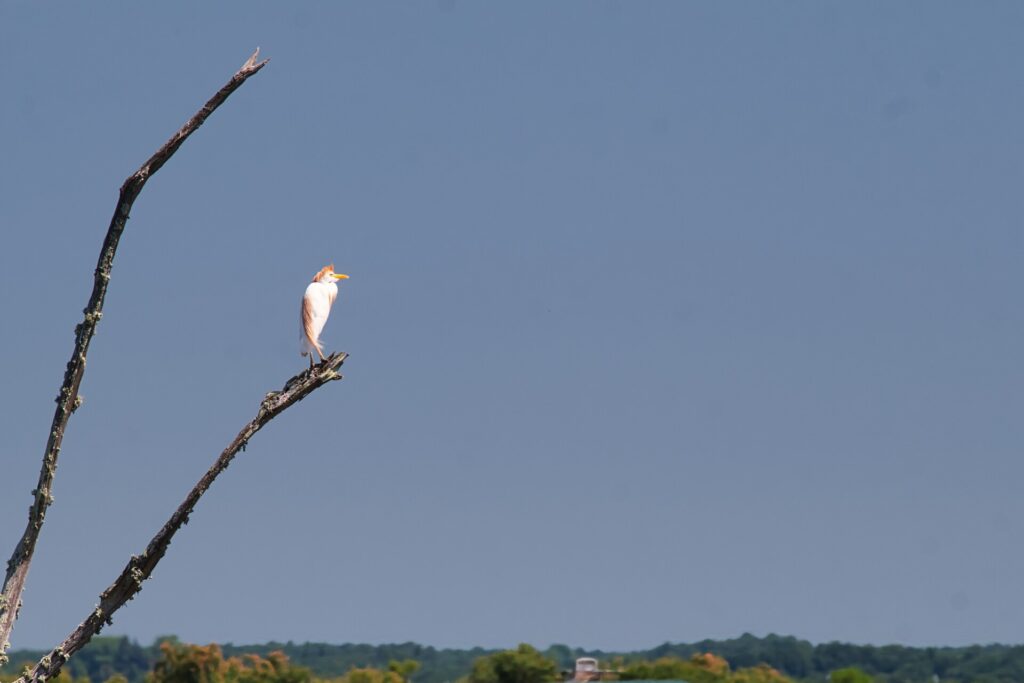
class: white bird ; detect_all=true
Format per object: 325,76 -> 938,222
301,264 -> 349,366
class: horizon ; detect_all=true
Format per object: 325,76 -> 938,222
9,631 -> 1024,653
9,631 -> 1023,683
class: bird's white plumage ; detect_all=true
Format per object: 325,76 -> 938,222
300,279 -> 338,358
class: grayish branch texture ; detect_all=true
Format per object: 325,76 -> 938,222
13,353 -> 348,683
0,49 -> 269,661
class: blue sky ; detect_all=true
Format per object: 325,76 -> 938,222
1,1 -> 1023,653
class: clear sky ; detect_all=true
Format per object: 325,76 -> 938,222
1,0 -> 1023,654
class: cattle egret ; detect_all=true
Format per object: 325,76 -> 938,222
301,264 -> 349,366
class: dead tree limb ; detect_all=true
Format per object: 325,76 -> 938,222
0,48 -> 269,660
12,352 -> 348,683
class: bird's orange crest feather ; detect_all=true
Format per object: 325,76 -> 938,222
312,264 -> 334,282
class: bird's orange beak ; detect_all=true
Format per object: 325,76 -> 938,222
333,273 -> 350,280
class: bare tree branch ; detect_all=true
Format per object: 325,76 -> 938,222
0,48 -> 269,660
11,353 -> 348,683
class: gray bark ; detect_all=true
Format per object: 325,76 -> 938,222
0,49 -> 269,660
12,352 -> 349,683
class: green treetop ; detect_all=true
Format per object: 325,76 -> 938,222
467,645 -> 558,683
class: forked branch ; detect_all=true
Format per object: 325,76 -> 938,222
0,48 -> 269,659
13,353 -> 348,683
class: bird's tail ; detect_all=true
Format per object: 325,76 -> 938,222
300,342 -> 324,357
300,335 -> 323,357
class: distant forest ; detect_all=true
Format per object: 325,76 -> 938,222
5,633 -> 1024,683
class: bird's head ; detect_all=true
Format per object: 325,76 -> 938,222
313,264 -> 350,284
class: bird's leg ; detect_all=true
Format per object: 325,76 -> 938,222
308,354 -> 315,371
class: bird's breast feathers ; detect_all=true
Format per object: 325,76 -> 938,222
302,281 -> 338,332
304,280 -> 338,302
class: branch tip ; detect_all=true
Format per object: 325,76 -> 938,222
242,48 -> 268,72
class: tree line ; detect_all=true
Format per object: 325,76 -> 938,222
4,634 -> 1024,683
